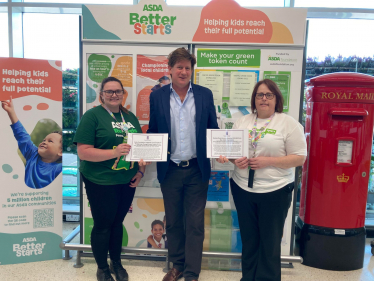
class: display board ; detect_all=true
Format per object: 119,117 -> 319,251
0,57 -> 63,265
81,0 -> 307,267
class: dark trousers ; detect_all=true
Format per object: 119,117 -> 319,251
161,162 -> 209,281
82,175 -> 136,269
230,178 -> 293,281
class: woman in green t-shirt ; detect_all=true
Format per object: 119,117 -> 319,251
74,77 -> 145,281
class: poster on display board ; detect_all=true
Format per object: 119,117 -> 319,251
263,72 -> 291,112
195,68 -> 260,120
208,171 -> 230,202
136,55 -> 169,121
194,48 -> 304,120
86,54 -> 133,111
0,57 -> 62,265
82,0 -> 307,46
197,72 -> 223,105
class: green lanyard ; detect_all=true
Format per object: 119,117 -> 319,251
102,104 -> 128,133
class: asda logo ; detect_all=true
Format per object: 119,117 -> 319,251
143,4 -> 163,11
130,4 -> 177,35
268,56 -> 280,61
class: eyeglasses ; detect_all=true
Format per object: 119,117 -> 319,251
102,90 -> 124,97
256,92 -> 275,100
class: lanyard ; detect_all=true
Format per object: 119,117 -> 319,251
250,113 -> 275,157
102,105 -> 128,133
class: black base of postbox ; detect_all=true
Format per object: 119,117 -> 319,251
295,218 -> 365,271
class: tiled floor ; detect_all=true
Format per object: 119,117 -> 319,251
0,222 -> 373,281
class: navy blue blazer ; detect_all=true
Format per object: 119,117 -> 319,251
147,83 -> 219,184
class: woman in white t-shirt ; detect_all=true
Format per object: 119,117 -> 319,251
218,79 -> 307,281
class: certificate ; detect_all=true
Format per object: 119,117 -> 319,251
207,129 -> 248,159
126,133 -> 168,162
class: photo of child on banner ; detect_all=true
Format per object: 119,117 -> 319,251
1,97 -> 62,189
147,216 -> 168,249
151,76 -> 170,92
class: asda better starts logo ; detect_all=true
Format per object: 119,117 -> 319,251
13,237 -> 46,257
130,4 -> 177,35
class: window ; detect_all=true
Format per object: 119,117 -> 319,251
24,13 -> 80,205
307,19 -> 374,59
296,0 -> 374,9
0,12 -> 8,57
23,13 -> 79,69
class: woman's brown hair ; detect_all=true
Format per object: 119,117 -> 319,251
99,76 -> 129,114
250,79 -> 284,114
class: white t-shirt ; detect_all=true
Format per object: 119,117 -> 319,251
232,112 -> 307,193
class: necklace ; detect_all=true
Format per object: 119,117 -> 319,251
247,113 -> 275,188
250,113 -> 275,157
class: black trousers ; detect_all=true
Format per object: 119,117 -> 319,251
230,178 -> 293,281
160,162 -> 209,281
82,175 -> 136,269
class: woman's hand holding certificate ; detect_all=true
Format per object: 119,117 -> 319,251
207,129 -> 249,159
126,133 -> 168,162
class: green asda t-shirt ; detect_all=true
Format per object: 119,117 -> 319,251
73,105 -> 142,185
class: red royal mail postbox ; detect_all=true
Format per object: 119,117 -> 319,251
296,72 -> 374,271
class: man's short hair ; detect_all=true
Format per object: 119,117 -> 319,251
167,48 -> 196,69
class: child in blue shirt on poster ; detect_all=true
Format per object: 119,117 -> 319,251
1,97 -> 62,189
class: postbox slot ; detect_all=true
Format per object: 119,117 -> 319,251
331,115 -> 364,122
329,108 -> 368,122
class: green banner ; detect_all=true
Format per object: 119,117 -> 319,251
197,49 -> 261,68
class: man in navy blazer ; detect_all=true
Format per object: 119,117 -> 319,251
147,48 -> 218,281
